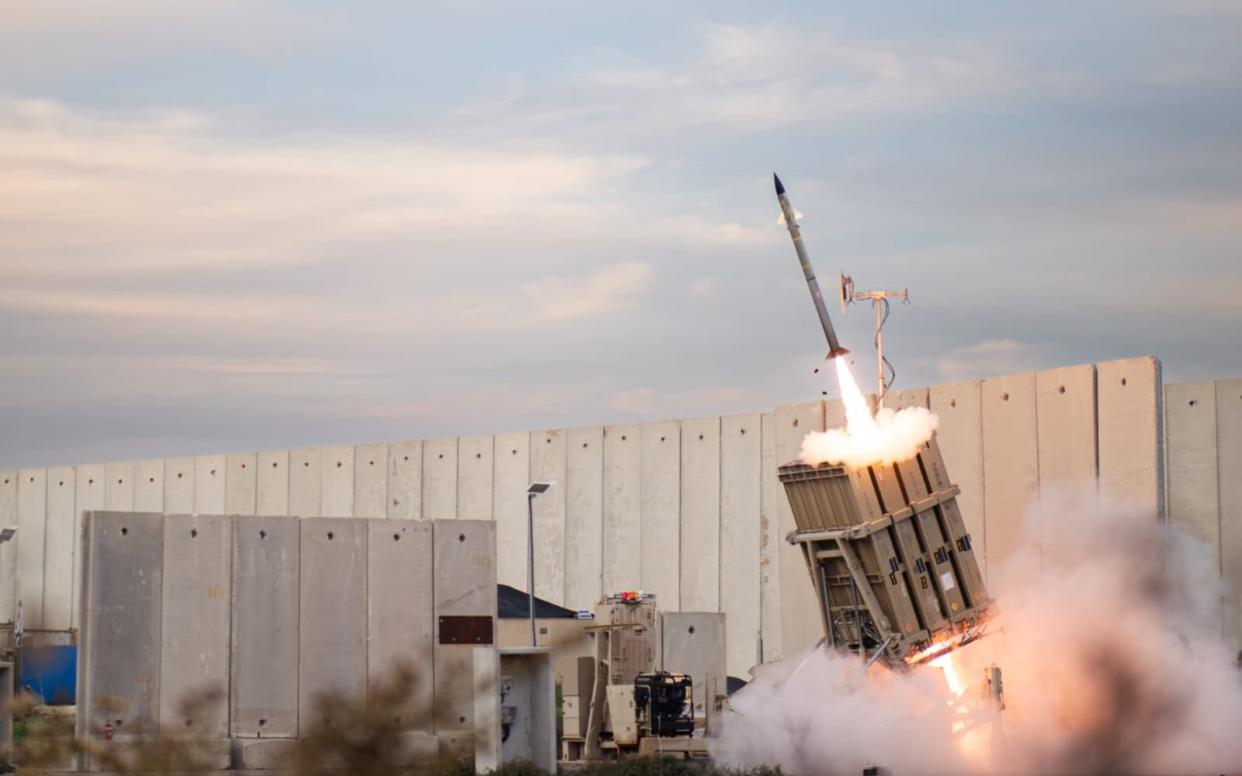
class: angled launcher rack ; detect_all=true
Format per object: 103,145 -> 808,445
779,435 -> 992,665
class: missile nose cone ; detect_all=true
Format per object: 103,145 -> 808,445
773,173 -> 786,196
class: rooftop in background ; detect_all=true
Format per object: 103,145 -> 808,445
498,584 -> 578,620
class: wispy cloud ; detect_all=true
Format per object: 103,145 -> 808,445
936,339 -> 1040,382
0,99 -> 654,272
522,261 -> 653,321
479,20 -> 1016,140
609,385 -> 758,418
2,5 -> 1242,467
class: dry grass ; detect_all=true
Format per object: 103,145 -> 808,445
6,662 -> 780,775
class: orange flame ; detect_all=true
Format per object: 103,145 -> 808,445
931,653 -> 966,697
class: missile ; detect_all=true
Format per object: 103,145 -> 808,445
774,173 -> 849,360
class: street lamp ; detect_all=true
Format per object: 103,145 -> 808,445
526,482 -> 552,646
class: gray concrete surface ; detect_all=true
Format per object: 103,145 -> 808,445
660,611 -> 726,718
366,518 -> 434,730
298,518 -> 367,732
433,520 -> 497,733
230,516 -> 299,739
160,513 -> 231,737
78,511 -> 164,737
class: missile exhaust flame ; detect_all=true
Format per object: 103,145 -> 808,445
799,358 -> 940,469
931,653 -> 965,698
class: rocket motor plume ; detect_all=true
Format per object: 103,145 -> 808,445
931,653 -> 966,698
713,489 -> 1242,775
800,359 -> 940,468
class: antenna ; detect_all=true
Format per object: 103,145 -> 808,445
840,272 -> 910,407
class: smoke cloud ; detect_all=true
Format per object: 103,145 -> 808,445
799,405 -> 940,468
714,488 -> 1242,775
799,358 -> 940,469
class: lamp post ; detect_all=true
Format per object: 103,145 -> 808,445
526,482 -> 552,646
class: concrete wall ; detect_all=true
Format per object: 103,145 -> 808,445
1165,378 -> 1242,648
7,357 -> 1183,676
78,513 -> 484,754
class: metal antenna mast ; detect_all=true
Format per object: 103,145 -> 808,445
839,273 -> 910,407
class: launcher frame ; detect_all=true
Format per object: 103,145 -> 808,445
781,435 -> 992,665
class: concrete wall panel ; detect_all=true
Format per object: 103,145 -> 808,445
231,516 -> 300,738
603,424 -> 641,595
226,453 -> 257,516
641,421 -> 680,611
71,465 -> 104,629
104,461 -> 135,511
493,432 -> 530,588
680,417 -> 720,613
43,467 -> 75,630
457,435 -> 494,521
1165,383 -> 1220,583
289,448 -> 322,517
387,440 -> 422,520
1036,365 -> 1098,489
422,437 -> 458,520
299,518 -> 367,729
720,413 -> 761,678
17,468 -> 46,626
565,426 -> 603,610
160,514 -> 231,736
163,458 -> 194,514
1216,379 -> 1242,649
775,401 -> 824,658
0,471 -> 15,624
825,397 -> 844,429
257,450 -> 290,516
758,412 -> 780,662
134,459 -> 164,512
367,519 -> 434,730
433,520 -> 497,732
530,430 -> 567,605
353,443 -> 388,518
1098,357 -> 1163,516
890,387 -> 929,410
79,511 -> 163,736
930,381 -> 986,575
319,445 -> 355,518
981,373 -> 1039,572
194,455 -> 226,514
660,612 -> 726,718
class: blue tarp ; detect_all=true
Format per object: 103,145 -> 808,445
19,645 -> 77,705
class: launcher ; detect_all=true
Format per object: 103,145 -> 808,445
780,434 -> 992,667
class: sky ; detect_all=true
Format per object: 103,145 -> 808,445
2,1 -> 1241,468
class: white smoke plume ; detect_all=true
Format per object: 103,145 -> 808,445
799,358 -> 940,468
714,488 -> 1242,775
799,406 -> 940,468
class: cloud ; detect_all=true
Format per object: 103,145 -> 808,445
508,20 -> 1017,139
0,99 -> 655,271
2,6 -> 1242,467
608,385 -> 757,418
936,338 -> 1039,381
689,276 -> 720,297
522,261 -> 653,321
